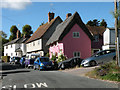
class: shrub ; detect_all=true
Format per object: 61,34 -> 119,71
51,54 -> 57,61
57,54 -> 67,63
87,61 -> 120,82
1,56 -> 10,62
45,53 -> 50,57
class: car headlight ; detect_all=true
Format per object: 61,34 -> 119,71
40,63 -> 44,66
15,60 -> 17,62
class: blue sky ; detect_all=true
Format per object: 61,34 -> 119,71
2,2 -> 115,39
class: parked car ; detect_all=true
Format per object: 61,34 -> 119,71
33,57 -> 53,70
58,57 -> 83,70
20,57 -> 25,67
81,49 -> 116,67
25,53 -> 40,68
10,57 -> 21,64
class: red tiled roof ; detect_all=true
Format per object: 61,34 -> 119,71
26,17 -> 58,43
86,25 -> 106,36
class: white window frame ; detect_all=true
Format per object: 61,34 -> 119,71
33,42 -> 35,46
73,32 -> 80,38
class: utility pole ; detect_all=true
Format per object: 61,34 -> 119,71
114,0 -> 120,67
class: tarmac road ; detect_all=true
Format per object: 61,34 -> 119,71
1,68 -> 119,89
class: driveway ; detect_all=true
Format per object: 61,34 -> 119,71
61,66 -> 98,77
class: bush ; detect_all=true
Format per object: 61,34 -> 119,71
57,54 -> 67,63
51,54 -> 57,61
2,56 -> 10,62
45,53 -> 50,57
87,61 -> 120,82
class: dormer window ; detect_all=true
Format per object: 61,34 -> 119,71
73,32 -> 80,38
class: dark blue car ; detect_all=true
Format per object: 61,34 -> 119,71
33,57 -> 53,70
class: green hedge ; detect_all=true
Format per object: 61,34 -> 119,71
1,56 -> 10,62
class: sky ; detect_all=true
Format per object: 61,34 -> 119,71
1,0 -> 115,39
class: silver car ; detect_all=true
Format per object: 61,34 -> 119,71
81,49 -> 116,67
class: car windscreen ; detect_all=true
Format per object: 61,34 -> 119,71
40,58 -> 49,62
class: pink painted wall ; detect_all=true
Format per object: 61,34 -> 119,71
49,23 -> 91,59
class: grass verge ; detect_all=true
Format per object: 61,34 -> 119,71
86,61 -> 120,82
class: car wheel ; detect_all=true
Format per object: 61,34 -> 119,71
12,62 -> 15,65
33,65 -> 36,70
61,64 -> 65,70
89,61 -> 96,66
38,65 -> 41,70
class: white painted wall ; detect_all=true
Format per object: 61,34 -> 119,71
26,39 -> 42,53
102,28 -> 120,50
103,28 -> 110,45
4,43 -> 27,57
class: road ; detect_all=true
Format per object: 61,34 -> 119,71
0,63 -> 119,89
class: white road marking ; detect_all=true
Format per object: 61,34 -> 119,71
2,82 -> 48,88
24,83 -> 36,88
36,82 -> 48,88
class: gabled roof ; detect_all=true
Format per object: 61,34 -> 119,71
26,16 -> 62,43
3,37 -> 29,46
86,26 -> 106,36
46,12 -> 93,46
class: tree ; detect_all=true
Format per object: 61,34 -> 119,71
86,19 -> 100,26
22,25 -> 33,38
100,19 -> 107,28
0,31 -> 9,56
93,19 -> 100,26
86,20 -> 94,26
9,25 -> 18,41
86,19 -> 107,27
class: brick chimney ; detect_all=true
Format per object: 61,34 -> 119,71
16,30 -> 21,39
48,12 -> 54,23
66,13 -> 72,19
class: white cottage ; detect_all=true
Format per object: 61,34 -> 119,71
26,12 -> 62,56
4,30 -> 29,57
102,28 -> 120,50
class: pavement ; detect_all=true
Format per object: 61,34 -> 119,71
0,63 -> 119,89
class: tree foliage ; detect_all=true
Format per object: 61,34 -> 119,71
100,19 -> 107,28
86,19 -> 107,27
9,25 -> 18,41
0,31 -> 9,56
22,25 -> 33,38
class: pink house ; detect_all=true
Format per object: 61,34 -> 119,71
46,12 -> 93,59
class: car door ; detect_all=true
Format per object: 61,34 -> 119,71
94,51 -> 107,64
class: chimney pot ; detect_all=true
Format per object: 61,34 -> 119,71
48,12 -> 55,22
66,13 -> 72,19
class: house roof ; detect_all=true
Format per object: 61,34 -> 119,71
46,12 -> 93,46
26,16 -> 62,43
86,26 -> 106,36
3,37 -> 29,46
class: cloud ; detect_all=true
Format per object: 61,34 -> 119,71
1,0 -> 32,10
